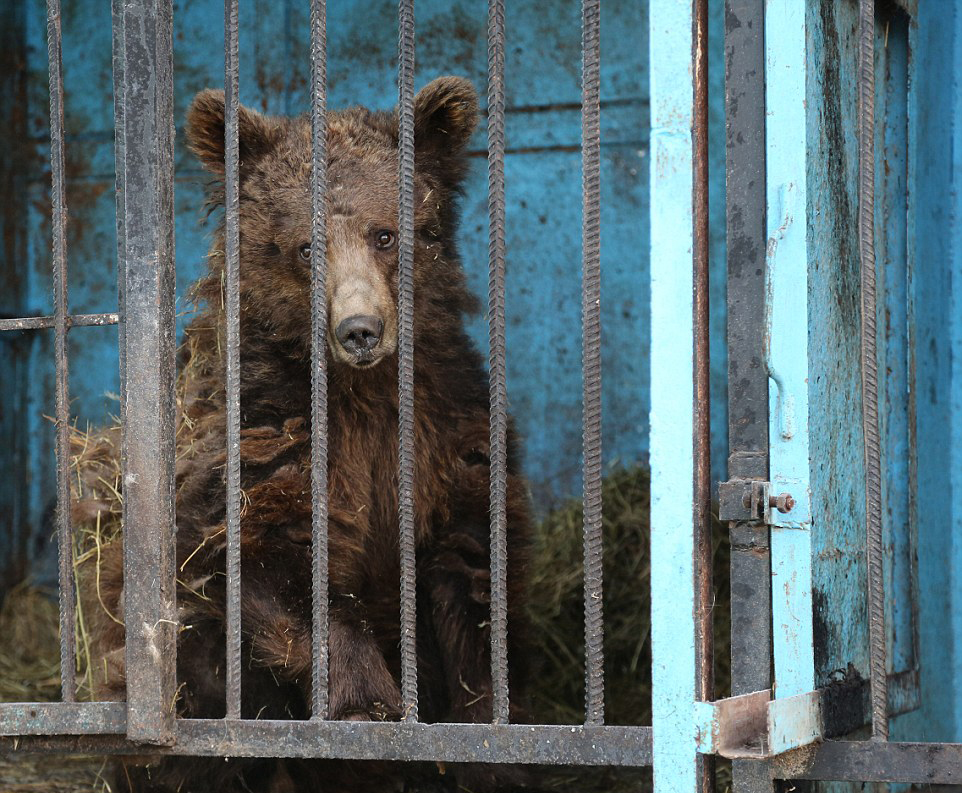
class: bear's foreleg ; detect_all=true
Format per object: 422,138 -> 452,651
327,611 -> 403,721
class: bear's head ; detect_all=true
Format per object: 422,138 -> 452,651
186,77 -> 479,370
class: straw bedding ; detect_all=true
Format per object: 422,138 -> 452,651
0,445 -> 731,792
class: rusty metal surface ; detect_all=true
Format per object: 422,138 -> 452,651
2,722 -> 653,766
309,0 -> 331,721
858,0 -> 889,742
46,0 -> 77,706
692,0 -> 711,700
692,0 -> 713,789
0,703 -> 126,736
486,0 -> 510,726
114,0 -> 178,746
0,312 -> 118,331
223,0 -> 243,723
773,740 -> 962,784
580,0 -> 604,729
711,691 -> 770,759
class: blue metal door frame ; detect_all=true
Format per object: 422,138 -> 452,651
651,0 -> 962,789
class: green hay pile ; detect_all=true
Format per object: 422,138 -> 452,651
0,583 -> 62,704
0,755 -> 108,793
526,465 -> 731,727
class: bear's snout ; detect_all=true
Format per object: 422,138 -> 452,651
335,314 -> 383,362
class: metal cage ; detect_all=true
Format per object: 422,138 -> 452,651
3,0 -> 962,790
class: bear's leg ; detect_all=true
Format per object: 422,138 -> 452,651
328,615 -> 402,721
420,529 -> 495,725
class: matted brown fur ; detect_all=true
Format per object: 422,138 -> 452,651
82,77 -> 531,793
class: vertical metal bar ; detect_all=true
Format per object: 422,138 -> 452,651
724,0 -> 774,788
117,0 -> 177,744
111,0 -> 127,539
486,0 -> 510,726
692,0 -> 713,789
580,0 -> 604,729
309,0 -> 330,721
692,0 -> 712,701
223,0 -> 243,722
46,0 -> 76,704
649,0 -> 701,786
766,0 -> 815,702
397,0 -> 418,723
858,0 -> 888,742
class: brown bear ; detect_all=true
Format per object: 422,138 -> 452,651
85,77 -> 532,792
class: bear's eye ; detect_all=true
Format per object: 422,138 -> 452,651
298,243 -> 312,262
374,230 -> 396,250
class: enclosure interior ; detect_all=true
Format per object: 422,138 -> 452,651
0,0 -> 728,726
1,0 -> 962,771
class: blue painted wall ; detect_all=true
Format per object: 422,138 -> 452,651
805,0 -> 962,749
892,0 -> 962,744
0,0 -> 729,583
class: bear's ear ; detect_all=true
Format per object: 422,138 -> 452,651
413,77 -> 479,169
186,89 -> 280,175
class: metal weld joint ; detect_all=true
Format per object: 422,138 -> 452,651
695,689 -> 822,759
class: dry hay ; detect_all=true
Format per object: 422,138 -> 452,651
0,584 -> 61,704
0,451 -> 732,792
0,586 -> 109,791
0,426 -> 125,792
525,465 -> 731,728
0,755 -> 109,793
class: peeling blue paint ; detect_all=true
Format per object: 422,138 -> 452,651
766,0 -> 815,701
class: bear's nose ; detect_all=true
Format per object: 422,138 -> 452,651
335,315 -> 383,356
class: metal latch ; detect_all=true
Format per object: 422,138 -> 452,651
718,479 -> 795,524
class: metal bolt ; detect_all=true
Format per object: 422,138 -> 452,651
769,492 -> 795,514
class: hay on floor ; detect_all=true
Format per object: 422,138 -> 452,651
525,465 -> 731,728
0,584 -> 61,704
0,460 -> 731,792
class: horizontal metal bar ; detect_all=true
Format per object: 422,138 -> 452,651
12,723 -> 962,782
178,721 -> 652,764
1,722 -> 653,766
698,676 -> 917,760
0,703 -> 126,736
0,312 -> 119,331
772,740 -> 962,784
